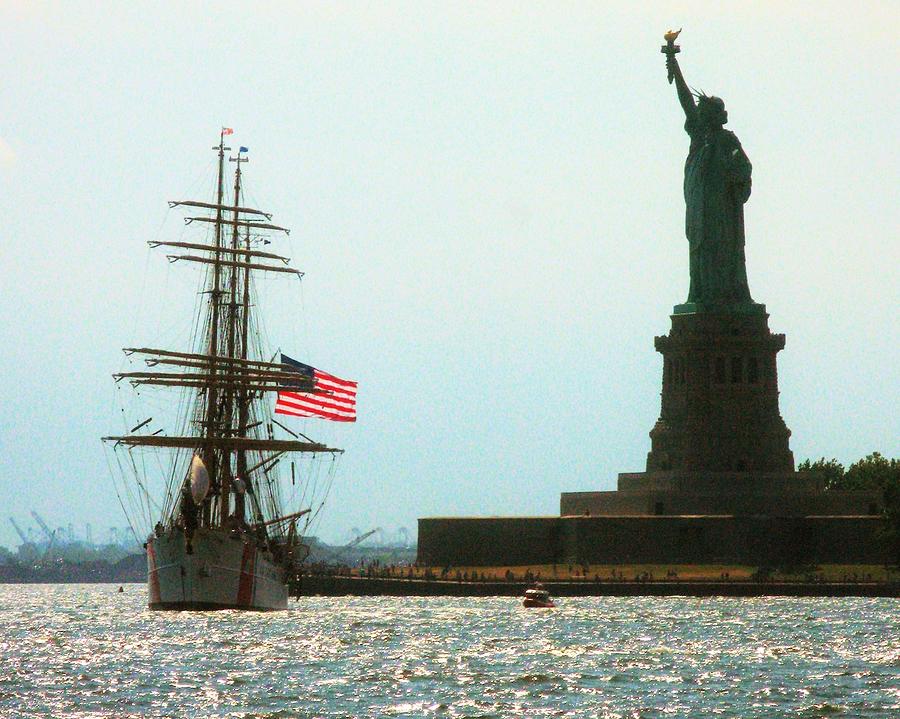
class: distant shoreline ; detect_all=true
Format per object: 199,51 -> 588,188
1,575 -> 896,598
298,574 -> 900,598
4,559 -> 898,598
0,555 -> 145,584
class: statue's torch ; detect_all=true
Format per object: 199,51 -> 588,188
661,28 -> 682,84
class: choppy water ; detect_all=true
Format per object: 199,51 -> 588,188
1,585 -> 897,718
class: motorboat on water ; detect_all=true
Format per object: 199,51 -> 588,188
522,583 -> 555,608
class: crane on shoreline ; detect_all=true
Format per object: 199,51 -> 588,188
30,511 -> 54,542
8,517 -> 31,547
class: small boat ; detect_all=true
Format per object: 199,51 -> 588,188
522,584 -> 555,608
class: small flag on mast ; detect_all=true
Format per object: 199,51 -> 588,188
239,146 -> 249,153
222,127 -> 234,135
275,354 -> 357,422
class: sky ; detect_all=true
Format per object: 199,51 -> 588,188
1,2 -> 897,549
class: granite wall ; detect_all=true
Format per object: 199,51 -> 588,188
417,515 -> 891,567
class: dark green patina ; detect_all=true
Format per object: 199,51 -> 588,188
662,33 -> 764,315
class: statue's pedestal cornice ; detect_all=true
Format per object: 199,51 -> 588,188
673,301 -> 766,316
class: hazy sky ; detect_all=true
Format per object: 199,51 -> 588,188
1,2 -> 897,548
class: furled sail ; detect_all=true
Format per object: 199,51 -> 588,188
189,454 -> 210,504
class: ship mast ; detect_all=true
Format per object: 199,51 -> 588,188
202,131 -> 229,527
236,191 -> 253,524
225,147 -> 249,524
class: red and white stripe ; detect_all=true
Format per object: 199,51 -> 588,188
275,369 -> 357,422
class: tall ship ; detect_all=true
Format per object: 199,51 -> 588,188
104,131 -> 355,610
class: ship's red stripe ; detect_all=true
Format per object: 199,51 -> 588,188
236,543 -> 256,606
147,542 -> 162,604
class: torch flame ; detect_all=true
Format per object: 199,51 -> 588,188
664,28 -> 682,43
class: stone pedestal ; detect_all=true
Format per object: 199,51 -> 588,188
646,306 -> 794,473
558,305 -> 885,522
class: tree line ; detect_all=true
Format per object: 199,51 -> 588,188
800,452 -> 899,563
798,452 -> 899,493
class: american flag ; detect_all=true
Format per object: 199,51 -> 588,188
275,354 -> 357,422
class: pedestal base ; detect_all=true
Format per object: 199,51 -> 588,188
560,471 -> 882,518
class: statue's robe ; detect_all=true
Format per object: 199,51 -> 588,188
683,113 -> 753,306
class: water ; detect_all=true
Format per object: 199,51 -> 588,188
1,585 -> 897,718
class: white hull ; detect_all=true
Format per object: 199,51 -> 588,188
147,527 -> 289,611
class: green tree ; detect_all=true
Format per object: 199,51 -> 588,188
797,457 -> 845,490
883,480 -> 900,561
844,452 -> 900,492
800,453 -> 900,563
846,453 -> 900,563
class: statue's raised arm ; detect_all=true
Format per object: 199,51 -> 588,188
661,29 -> 695,120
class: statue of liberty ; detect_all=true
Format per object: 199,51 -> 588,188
662,30 -> 754,308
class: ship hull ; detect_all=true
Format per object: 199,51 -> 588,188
147,528 -> 289,611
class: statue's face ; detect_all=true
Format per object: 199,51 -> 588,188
698,97 -> 727,127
